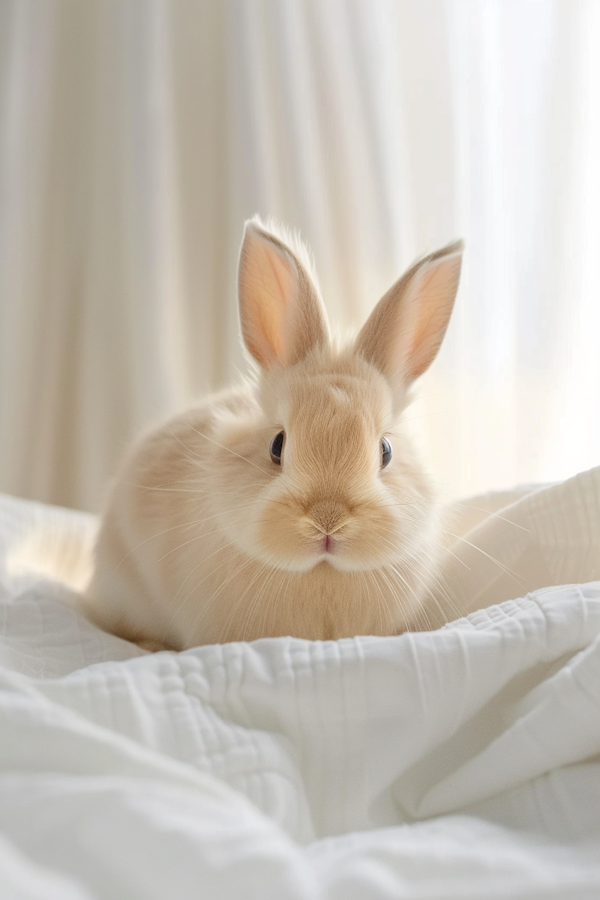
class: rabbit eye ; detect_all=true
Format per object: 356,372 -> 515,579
381,437 -> 392,468
270,430 -> 285,465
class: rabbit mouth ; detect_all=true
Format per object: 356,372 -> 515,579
318,535 -> 362,571
319,534 -> 335,557
301,534 -> 335,563
314,529 -> 344,558
314,533 -> 377,570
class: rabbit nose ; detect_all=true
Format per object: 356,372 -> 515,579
310,501 -> 349,535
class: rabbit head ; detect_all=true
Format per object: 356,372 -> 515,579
209,218 -> 463,580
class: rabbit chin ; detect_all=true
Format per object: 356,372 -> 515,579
243,535 -> 401,575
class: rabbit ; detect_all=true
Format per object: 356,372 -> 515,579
83,218 -> 463,650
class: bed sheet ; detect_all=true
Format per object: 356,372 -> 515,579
1,468 -> 599,899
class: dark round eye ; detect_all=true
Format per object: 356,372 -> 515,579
270,430 -> 285,465
381,437 -> 392,468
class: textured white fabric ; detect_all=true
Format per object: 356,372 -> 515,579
0,467 -> 599,897
2,1 -> 600,511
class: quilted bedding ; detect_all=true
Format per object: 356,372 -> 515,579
1,467 -> 600,899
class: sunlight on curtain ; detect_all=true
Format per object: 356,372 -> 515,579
0,0 -> 598,511
429,0 -> 600,498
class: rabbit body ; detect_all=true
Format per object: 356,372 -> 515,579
85,220 -> 463,649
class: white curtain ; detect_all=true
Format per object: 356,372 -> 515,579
1,0 -> 599,512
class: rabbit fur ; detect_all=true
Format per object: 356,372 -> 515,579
84,218 -> 463,650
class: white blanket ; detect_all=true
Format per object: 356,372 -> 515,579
1,468 -> 600,899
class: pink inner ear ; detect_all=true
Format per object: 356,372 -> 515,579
355,243 -> 462,388
239,229 -> 297,368
238,219 -> 330,370
405,269 -> 450,380
406,256 -> 462,380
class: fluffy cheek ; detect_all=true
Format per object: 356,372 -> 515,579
351,499 -> 429,570
257,495 -> 319,572
211,454 -> 316,570
214,495 -> 269,563
343,506 -> 403,569
339,466 -> 438,571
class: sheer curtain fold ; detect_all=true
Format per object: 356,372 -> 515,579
0,0 -> 598,511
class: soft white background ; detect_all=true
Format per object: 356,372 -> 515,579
1,0 -> 599,512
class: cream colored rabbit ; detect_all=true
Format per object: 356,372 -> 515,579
84,219 -> 463,650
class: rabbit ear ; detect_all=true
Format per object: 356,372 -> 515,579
355,239 -> 464,387
238,218 -> 329,369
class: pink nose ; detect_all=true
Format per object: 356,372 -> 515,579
310,501 -> 348,535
